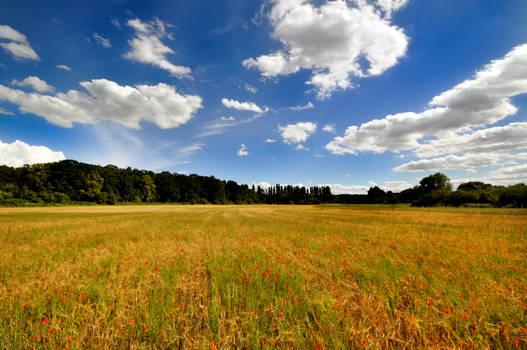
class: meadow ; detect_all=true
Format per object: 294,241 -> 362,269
0,205 -> 526,349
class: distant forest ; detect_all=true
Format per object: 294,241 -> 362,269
0,160 -> 525,207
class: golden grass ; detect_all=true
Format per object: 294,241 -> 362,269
0,205 -> 526,349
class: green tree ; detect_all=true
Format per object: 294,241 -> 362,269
80,171 -> 104,201
140,174 -> 157,202
419,173 -> 452,193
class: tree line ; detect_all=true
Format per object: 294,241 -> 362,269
0,160 -> 331,205
336,173 -> 527,208
0,161 -> 525,207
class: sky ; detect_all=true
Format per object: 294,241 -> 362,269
1,0 -> 527,194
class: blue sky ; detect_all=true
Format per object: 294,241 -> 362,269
1,0 -> 527,193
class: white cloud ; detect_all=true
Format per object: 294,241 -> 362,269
198,114 -> 262,138
327,44 -> 527,155
0,25 -> 40,60
243,0 -> 408,98
295,144 -> 308,151
0,139 -> 65,167
393,153 -> 503,172
221,98 -> 267,113
244,84 -> 258,93
321,179 -> 412,194
290,102 -> 314,111
177,143 -> 204,157
56,64 -> 72,71
416,122 -> 527,158
124,18 -> 191,77
487,163 -> 527,184
11,76 -> 55,93
278,121 -> 317,144
237,144 -> 249,156
252,181 -> 272,190
321,183 -> 370,194
0,79 -> 203,129
93,33 -> 111,48
0,107 -> 14,115
381,180 -> 412,192
0,25 -> 27,42
509,152 -> 527,160
375,0 -> 409,18
265,138 -> 276,143
322,124 -> 335,133
452,163 -> 527,187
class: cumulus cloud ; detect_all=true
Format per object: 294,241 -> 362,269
124,18 -> 191,77
220,116 -> 235,121
327,44 -> 527,155
0,25 -> 40,60
381,180 -> 412,192
278,121 -> 317,144
11,76 -> 55,93
393,153 -> 503,172
322,124 -> 335,133
487,163 -> 527,184
243,0 -> 408,98
265,138 -> 276,143
290,102 -> 314,111
452,163 -> 527,187
93,33 -> 111,48
56,64 -> 72,71
320,183 -> 369,194
221,98 -> 268,113
237,144 -> 249,156
0,79 -> 203,129
0,139 -> 65,167
322,179 -> 412,194
376,0 -> 410,18
416,123 -> 527,158
295,144 -> 308,151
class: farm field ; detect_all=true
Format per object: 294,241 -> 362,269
0,205 -> 526,349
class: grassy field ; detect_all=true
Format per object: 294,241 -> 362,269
0,205 -> 526,349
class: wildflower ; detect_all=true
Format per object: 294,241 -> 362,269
445,309 -> 451,314
42,318 -> 49,324
514,339 -> 519,344
144,328 -> 149,333
34,336 -> 39,341
129,320 -> 134,325
427,301 -> 432,306
67,337 -> 72,343
315,346 -> 320,349
362,340 -> 367,344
